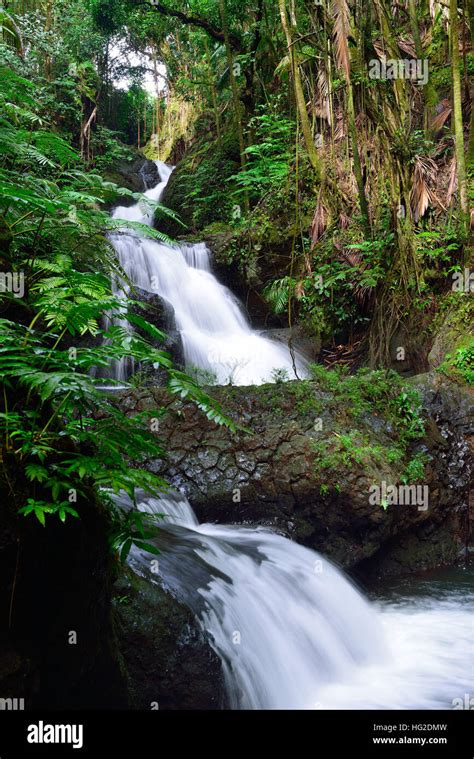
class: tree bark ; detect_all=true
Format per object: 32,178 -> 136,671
278,0 -> 321,179
450,0 -> 468,219
407,0 -> 437,132
465,0 -> 474,173
204,37 -> 221,143
219,0 -> 248,210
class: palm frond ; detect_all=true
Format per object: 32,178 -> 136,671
410,155 -> 439,221
332,0 -> 351,80
310,196 -> 328,249
430,98 -> 452,133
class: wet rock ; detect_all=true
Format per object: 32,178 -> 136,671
129,287 -> 184,379
115,376 -> 472,580
260,326 -> 321,362
105,158 -> 159,196
113,568 -> 227,710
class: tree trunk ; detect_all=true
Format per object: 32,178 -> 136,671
407,0 -> 437,132
278,0 -> 321,179
333,0 -> 370,232
346,77 -> 370,235
219,0 -> 248,210
450,0 -> 468,219
465,0 -> 474,172
80,99 -> 97,167
44,0 -> 52,81
204,37 -> 221,143
144,98 -> 147,146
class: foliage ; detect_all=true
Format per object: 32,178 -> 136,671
230,111 -> 295,200
0,46 -> 231,562
307,366 -> 427,487
439,342 -> 474,385
0,0 -> 471,558
449,345 -> 474,385
91,125 -> 135,171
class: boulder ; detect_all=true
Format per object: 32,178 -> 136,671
260,326 -> 321,363
105,158 -> 160,197
116,375 -> 472,580
130,286 -> 184,371
113,567 -> 227,710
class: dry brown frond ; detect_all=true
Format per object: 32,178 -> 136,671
397,38 -> 416,57
339,213 -> 351,230
310,199 -> 327,249
333,243 -> 373,306
446,156 -> 457,206
332,0 -> 351,81
430,98 -> 452,133
313,66 -> 330,122
295,280 -> 305,299
410,155 -> 438,221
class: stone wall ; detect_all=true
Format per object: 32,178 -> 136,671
117,375 -> 472,580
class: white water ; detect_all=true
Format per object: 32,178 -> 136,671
109,161 -> 310,385
124,491 -> 474,710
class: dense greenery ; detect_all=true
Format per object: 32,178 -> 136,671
0,20 -> 231,556
307,366 -> 427,489
84,0 -> 471,365
0,0 -> 472,552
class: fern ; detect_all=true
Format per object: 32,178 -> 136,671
263,277 -> 296,314
0,58 -> 235,562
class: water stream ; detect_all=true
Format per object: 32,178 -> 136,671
109,161 -> 309,385
119,491 -> 474,710
110,162 -> 472,710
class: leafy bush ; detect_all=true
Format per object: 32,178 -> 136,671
230,111 -> 295,200
0,52 -> 231,561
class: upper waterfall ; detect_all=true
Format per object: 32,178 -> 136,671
109,161 -> 310,385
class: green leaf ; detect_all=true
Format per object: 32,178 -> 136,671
120,538 -> 133,563
133,540 -> 161,555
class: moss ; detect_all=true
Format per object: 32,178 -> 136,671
157,125 -> 240,236
143,96 -> 197,163
428,291 -> 474,382
312,430 -> 405,480
437,335 -> 474,385
288,366 -> 430,488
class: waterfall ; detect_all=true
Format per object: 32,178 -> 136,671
109,161 -> 310,385
118,491 -> 474,710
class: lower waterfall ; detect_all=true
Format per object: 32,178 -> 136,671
116,491 -> 474,710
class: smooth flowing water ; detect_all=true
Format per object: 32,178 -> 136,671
120,491 -> 474,710
109,161 -> 309,385
109,161 -> 472,709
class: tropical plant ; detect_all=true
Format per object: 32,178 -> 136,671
0,48 -> 232,561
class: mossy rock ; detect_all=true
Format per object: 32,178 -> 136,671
114,566 -> 227,710
428,293 -> 474,384
157,127 -> 240,237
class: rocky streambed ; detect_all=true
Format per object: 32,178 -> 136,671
116,373 -> 472,578
109,370 -> 472,709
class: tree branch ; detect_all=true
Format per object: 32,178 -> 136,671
131,0 -> 244,52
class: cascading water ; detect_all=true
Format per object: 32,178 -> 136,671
118,490 -> 474,710
109,162 -> 473,710
109,161 -> 310,385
